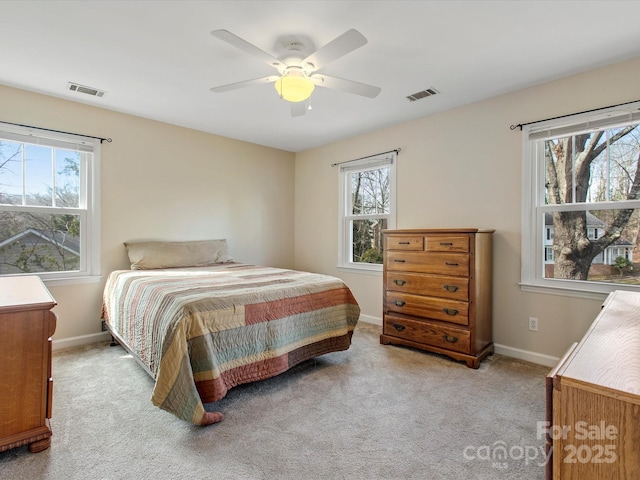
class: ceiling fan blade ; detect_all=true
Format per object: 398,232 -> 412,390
211,30 -> 284,69
311,74 -> 381,98
290,102 -> 307,117
210,76 -> 279,93
303,29 -> 367,72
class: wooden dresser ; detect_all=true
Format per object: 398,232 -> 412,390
546,290 -> 640,479
0,275 -> 57,453
380,228 -> 494,368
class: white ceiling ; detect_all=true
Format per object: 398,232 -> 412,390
2,1 -> 640,153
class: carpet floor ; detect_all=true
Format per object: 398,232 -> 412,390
0,322 -> 550,479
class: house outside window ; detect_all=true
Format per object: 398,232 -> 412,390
0,124 -> 100,284
338,151 -> 396,273
544,246 -> 554,263
522,101 -> 640,296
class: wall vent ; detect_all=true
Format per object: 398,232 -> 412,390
406,87 -> 438,102
67,82 -> 106,97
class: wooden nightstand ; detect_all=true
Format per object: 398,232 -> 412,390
0,275 -> 57,453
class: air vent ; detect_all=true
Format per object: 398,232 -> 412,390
406,87 -> 439,102
67,82 -> 106,97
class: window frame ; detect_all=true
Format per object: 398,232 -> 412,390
521,101 -> 640,299
0,123 -> 101,285
337,151 -> 396,274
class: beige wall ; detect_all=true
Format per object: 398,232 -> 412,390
3,56 -> 639,362
0,84 -> 295,343
294,56 -> 640,363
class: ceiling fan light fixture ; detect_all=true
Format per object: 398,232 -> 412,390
274,74 -> 314,103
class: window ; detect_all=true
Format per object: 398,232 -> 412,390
544,246 -> 554,263
521,101 -> 640,296
338,151 -> 396,273
0,124 -> 100,283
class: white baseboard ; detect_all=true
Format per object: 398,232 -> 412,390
53,331 -> 111,351
358,314 -> 381,326
494,343 -> 559,367
359,317 -> 559,367
52,318 -> 561,367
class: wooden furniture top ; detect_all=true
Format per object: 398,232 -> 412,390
556,290 -> 640,404
382,228 -> 495,234
0,276 -> 57,313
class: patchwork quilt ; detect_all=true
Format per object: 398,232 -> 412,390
101,264 -> 360,425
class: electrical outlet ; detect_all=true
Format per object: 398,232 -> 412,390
528,317 -> 538,331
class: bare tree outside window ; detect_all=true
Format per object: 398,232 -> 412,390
339,152 -> 396,270
543,123 -> 640,284
349,166 -> 389,264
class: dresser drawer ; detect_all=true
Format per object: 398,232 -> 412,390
384,314 -> 471,354
386,292 -> 469,326
386,235 -> 424,251
425,235 -> 470,252
386,272 -> 469,300
386,251 -> 469,276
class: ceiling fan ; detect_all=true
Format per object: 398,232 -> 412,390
209,29 -> 381,116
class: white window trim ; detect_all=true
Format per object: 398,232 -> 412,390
0,123 -> 101,285
337,151 -> 396,274
520,101 -> 640,299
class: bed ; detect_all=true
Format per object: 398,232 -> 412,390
101,239 -> 360,426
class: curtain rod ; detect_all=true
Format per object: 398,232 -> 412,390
331,148 -> 401,167
509,98 -> 640,131
0,120 -> 112,143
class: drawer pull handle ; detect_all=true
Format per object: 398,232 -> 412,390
393,323 -> 406,332
443,308 -> 459,316
393,279 -> 406,286
443,284 -> 459,292
445,262 -> 459,267
394,300 -> 406,307
443,334 -> 458,343
394,259 -> 406,263
399,241 -> 410,245
440,242 -> 453,246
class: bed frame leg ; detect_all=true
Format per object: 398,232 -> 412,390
102,320 -> 120,347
